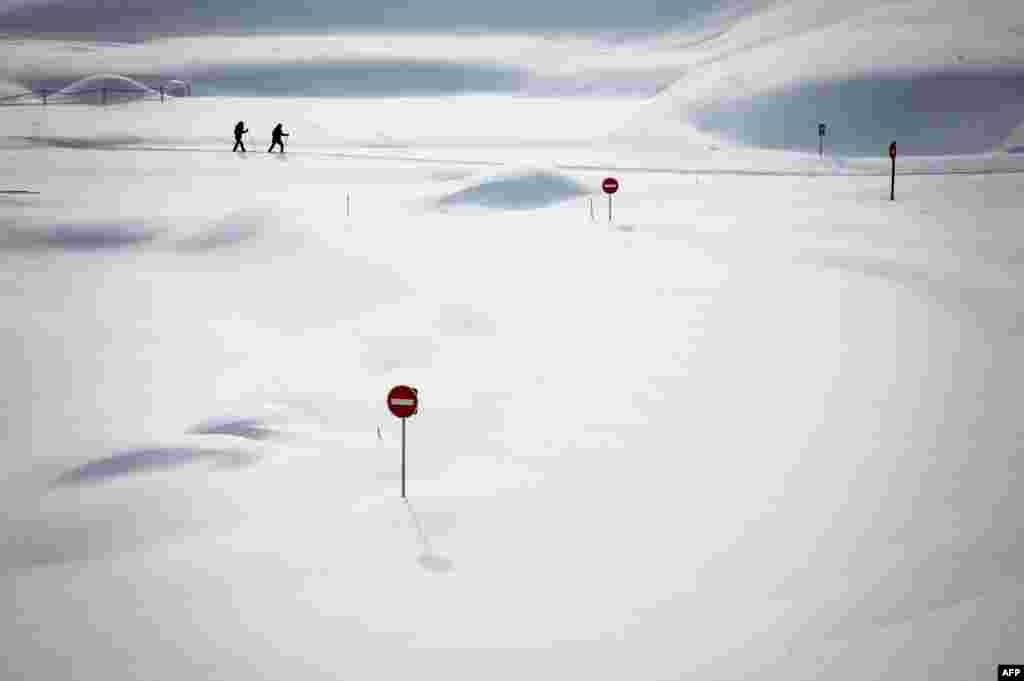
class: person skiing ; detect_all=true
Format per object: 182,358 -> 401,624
232,121 -> 248,152
268,123 -> 289,153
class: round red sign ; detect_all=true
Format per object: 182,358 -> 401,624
387,385 -> 418,418
889,142 -> 896,159
602,177 -> 619,194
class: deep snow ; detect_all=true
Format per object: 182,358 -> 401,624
1,91 -> 1022,680
2,1 -> 1024,674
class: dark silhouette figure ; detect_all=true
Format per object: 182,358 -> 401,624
268,123 -> 289,153
233,121 -> 248,152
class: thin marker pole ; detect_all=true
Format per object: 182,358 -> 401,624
608,194 -> 612,223
401,417 -> 407,498
890,157 -> 895,201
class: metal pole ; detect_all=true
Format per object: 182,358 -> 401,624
346,194 -> 350,217
819,135 -> 823,157
608,194 -> 612,223
401,417 -> 406,498
890,158 -> 895,201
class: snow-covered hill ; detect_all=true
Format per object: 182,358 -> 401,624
612,0 -> 1024,153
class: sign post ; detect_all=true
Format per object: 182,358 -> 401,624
387,385 -> 419,498
889,141 -> 897,201
818,123 -> 826,157
602,177 -> 619,222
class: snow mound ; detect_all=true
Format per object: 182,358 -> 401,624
438,170 -> 587,211
54,74 -> 158,104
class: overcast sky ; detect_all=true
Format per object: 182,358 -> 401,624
0,0 -> 729,39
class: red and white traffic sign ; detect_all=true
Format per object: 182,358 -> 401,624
387,385 -> 418,418
602,177 -> 619,194
387,385 -> 419,498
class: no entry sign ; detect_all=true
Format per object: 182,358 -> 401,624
388,385 -> 418,418
602,177 -> 619,223
387,384 -> 419,498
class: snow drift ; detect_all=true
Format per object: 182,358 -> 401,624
437,170 -> 588,210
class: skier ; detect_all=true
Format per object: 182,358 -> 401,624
268,123 -> 289,153
232,121 -> 248,152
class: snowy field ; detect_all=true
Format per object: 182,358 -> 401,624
2,92 -> 1024,680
